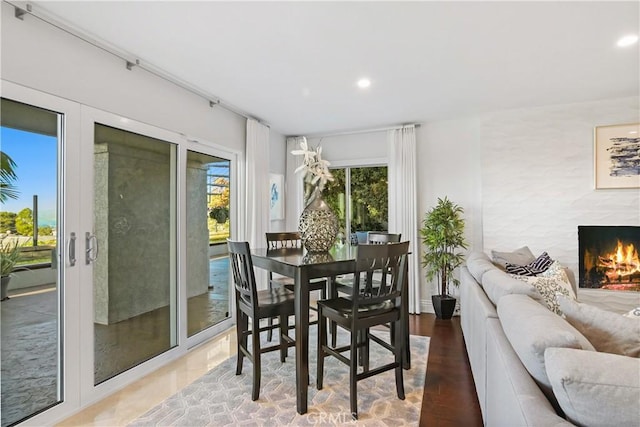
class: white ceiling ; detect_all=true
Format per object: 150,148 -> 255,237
33,1 -> 639,136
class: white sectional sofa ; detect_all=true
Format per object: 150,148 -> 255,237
460,250 -> 640,427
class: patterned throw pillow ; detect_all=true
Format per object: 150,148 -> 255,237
505,252 -> 554,276
540,260 -> 576,298
623,307 -> 640,319
510,273 -> 575,315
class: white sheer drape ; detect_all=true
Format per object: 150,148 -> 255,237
388,125 -> 421,313
244,119 -> 270,288
285,136 -> 306,231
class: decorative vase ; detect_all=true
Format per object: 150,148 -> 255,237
298,188 -> 338,253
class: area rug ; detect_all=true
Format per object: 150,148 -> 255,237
129,329 -> 429,426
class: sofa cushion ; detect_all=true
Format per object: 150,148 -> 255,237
505,251 -> 554,276
481,269 -> 541,306
466,251 -> 497,283
545,347 -> 640,427
557,294 -> 640,357
497,294 -> 595,408
491,246 -> 536,269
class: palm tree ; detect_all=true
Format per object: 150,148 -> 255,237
0,151 -> 19,203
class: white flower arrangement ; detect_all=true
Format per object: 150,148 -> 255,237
291,138 -> 334,194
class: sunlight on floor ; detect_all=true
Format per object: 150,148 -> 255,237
56,328 -> 237,427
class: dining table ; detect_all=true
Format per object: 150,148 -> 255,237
250,243 -> 410,415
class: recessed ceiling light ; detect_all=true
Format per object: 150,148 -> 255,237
357,78 -> 371,89
617,34 -> 639,47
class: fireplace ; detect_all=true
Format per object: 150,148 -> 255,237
578,226 -> 640,291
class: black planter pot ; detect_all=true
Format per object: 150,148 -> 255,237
432,294 -> 456,319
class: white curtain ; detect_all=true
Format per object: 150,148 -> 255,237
285,136 -> 306,230
244,119 -> 270,288
388,125 -> 421,313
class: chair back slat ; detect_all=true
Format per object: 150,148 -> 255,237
227,240 -> 259,311
351,242 -> 409,309
266,232 -> 302,249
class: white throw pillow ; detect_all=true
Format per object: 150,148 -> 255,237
623,307 -> 640,319
557,294 -> 640,357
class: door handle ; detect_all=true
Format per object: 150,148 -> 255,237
85,232 -> 99,265
69,232 -> 76,267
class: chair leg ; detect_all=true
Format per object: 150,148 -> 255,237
329,282 -> 338,347
316,307 -> 326,390
362,328 -> 370,372
236,311 -> 247,375
251,315 -> 261,401
394,320 -> 405,400
350,329 -> 359,420
267,282 -> 274,341
279,313 -> 288,362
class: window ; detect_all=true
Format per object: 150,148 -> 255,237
324,166 -> 388,237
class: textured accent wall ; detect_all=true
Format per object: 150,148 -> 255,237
481,96 -> 640,275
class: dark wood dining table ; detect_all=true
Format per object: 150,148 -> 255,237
250,244 -> 410,415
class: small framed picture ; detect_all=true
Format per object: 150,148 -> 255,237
269,174 -> 285,220
594,123 -> 640,189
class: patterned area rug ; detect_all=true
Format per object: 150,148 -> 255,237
129,329 -> 429,426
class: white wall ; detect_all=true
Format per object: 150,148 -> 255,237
0,2 -> 285,170
481,96 -> 640,274
290,97 -> 639,312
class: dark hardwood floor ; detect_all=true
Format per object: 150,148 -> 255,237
408,314 -> 483,427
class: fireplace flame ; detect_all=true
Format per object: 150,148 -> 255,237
597,240 -> 640,281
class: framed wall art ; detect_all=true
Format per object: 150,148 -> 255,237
269,173 -> 285,220
594,122 -> 640,189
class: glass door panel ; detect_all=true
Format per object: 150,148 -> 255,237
325,166 -> 388,242
1,98 -> 62,426
93,123 -> 177,384
186,151 -> 231,337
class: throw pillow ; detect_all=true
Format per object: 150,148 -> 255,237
491,246 -> 536,269
623,307 -> 640,319
505,252 -> 553,276
557,294 -> 640,357
539,260 -> 576,298
510,274 -> 574,315
545,347 -> 640,427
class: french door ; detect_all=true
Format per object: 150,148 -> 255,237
0,83 -> 236,425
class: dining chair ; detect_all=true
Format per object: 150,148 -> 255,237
330,232 -> 402,345
316,241 -> 410,420
227,239 -> 295,401
265,232 -> 328,341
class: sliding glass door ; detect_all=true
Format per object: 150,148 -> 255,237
324,166 -> 388,238
91,123 -> 178,384
0,91 -> 81,427
186,151 -> 231,337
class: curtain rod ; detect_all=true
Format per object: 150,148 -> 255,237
305,123 -> 421,139
8,1 -> 268,126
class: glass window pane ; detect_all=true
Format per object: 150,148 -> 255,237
186,151 -> 230,337
1,99 -> 62,425
350,167 -> 388,232
93,124 -> 176,384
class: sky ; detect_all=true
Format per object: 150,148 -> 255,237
1,127 -> 57,227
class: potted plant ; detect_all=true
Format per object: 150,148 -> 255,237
1,238 -> 23,301
420,197 -> 468,319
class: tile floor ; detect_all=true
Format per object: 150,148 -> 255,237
57,328 -> 238,427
